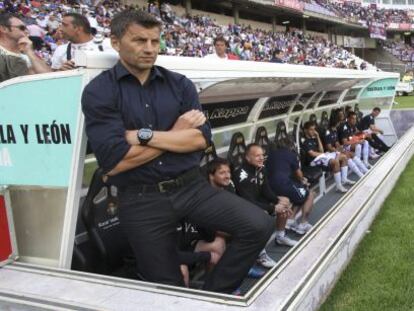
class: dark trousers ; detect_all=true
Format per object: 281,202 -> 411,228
369,133 -> 390,152
118,173 -> 274,293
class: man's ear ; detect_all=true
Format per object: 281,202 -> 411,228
111,35 -> 120,52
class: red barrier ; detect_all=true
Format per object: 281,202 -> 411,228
0,195 -> 13,264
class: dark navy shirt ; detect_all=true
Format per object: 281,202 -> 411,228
324,128 -> 339,147
300,136 -> 319,165
337,122 -> 357,143
267,148 -> 299,187
358,114 -> 375,131
81,61 -> 212,187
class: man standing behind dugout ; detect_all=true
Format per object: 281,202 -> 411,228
81,10 -> 273,294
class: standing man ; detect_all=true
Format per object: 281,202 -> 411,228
205,36 -> 239,60
0,13 -> 50,83
51,13 -> 110,71
82,10 -> 273,294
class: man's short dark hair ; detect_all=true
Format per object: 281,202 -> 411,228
274,49 -> 282,55
0,13 -> 17,28
213,36 -> 227,46
111,10 -> 162,39
246,143 -> 262,154
303,121 -> 316,130
373,107 -> 381,112
64,12 -> 92,35
207,158 -> 230,176
347,111 -> 357,118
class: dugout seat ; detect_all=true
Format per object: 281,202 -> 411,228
227,132 -> 247,171
200,142 -> 218,175
255,126 -> 270,156
319,111 -> 330,136
81,168 -> 137,278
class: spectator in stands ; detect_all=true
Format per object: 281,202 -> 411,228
358,107 -> 390,153
205,36 -> 239,60
337,111 -> 372,168
301,121 -> 352,193
0,12 -> 50,83
51,12 -> 110,71
233,143 -> 298,251
267,138 -> 314,235
324,115 -> 368,178
270,49 -> 284,63
82,10 -> 274,294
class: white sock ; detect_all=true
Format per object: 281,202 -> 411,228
363,141 -> 369,164
276,230 -> 285,238
348,159 -> 364,178
355,144 -> 362,159
340,166 -> 349,182
353,156 -> 368,173
334,172 -> 342,188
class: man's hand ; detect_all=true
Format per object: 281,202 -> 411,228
171,109 -> 206,131
59,60 -> 76,71
17,36 -> 34,54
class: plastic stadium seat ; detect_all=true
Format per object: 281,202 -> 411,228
227,132 -> 247,171
255,126 -> 270,156
319,111 -> 330,136
275,121 -> 289,143
81,168 -> 136,277
200,142 -> 218,175
354,103 -> 363,123
309,113 -> 317,124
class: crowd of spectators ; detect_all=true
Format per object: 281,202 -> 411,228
383,40 -> 414,66
0,0 -> 371,70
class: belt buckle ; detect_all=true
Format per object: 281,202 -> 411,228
158,179 -> 177,193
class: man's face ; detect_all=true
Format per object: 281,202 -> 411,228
305,125 -> 317,138
1,17 -> 28,43
372,110 -> 380,118
209,164 -> 231,188
111,24 -> 160,71
348,115 -> 357,126
214,40 -> 226,57
246,146 -> 265,168
60,16 -> 78,41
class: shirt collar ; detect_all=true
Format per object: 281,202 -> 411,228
114,61 -> 165,82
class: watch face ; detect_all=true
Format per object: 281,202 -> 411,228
139,128 -> 153,140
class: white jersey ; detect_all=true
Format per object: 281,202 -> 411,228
51,38 -> 112,70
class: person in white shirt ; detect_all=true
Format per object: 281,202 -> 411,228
204,36 -> 239,60
51,12 -> 110,71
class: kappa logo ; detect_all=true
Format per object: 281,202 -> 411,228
326,130 -> 330,135
239,169 -> 248,182
299,187 -> 307,197
344,125 -> 348,130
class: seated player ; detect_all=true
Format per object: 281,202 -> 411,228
324,115 -> 369,178
267,137 -> 314,235
337,111 -> 372,168
301,121 -> 353,193
358,107 -> 390,154
233,144 -> 297,253
207,157 -> 266,277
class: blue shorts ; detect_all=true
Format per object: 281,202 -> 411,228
275,180 -> 309,205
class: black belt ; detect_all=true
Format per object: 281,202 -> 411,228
125,167 -> 201,194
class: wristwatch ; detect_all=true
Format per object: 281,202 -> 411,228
137,128 -> 153,145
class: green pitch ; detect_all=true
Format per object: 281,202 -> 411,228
394,95 -> 414,109
320,157 -> 414,311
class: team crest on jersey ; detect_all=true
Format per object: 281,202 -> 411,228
239,169 -> 248,182
326,130 -> 330,135
301,137 -> 305,143
343,125 -> 348,130
299,187 -> 307,197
